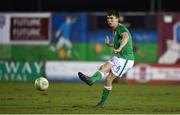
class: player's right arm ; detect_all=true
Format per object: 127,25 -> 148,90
105,36 -> 114,47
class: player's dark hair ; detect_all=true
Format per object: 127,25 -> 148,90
107,10 -> 119,18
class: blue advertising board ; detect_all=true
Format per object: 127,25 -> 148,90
51,13 -> 87,42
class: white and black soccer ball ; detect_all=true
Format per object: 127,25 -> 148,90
35,77 -> 49,91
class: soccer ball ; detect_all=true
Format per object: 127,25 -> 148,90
35,77 -> 49,91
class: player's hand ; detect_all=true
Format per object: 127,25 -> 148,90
105,36 -> 110,46
113,48 -> 122,54
55,31 -> 60,38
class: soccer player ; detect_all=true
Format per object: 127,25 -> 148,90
78,10 -> 134,108
51,16 -> 76,57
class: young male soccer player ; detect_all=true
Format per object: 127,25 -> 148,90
78,10 -> 134,108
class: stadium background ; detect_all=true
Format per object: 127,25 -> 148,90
1,0 -> 180,114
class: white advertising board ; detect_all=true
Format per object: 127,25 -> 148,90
45,61 -> 104,80
0,13 -> 51,44
127,63 -> 180,83
0,14 -> 10,44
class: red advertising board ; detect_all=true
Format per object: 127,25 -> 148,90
158,13 -> 180,59
10,17 -> 49,41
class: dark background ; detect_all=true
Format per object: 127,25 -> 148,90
0,0 -> 180,12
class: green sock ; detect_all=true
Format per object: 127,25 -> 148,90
98,88 -> 110,105
90,71 -> 103,83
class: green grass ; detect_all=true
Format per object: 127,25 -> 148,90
0,82 -> 180,114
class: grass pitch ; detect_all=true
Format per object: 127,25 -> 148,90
0,82 -> 180,114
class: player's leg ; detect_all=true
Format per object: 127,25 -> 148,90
97,59 -> 134,108
96,72 -> 116,108
78,62 -> 112,86
56,37 -> 65,50
50,37 -> 63,52
89,56 -> 123,84
64,39 -> 72,57
90,62 -> 112,83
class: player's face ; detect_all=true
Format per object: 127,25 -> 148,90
107,15 -> 119,29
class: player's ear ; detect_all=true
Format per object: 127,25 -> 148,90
117,18 -> 121,23
119,16 -> 123,22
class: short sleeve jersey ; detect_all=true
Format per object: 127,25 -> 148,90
59,23 -> 71,38
113,24 -> 134,60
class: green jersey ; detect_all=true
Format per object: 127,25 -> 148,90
113,24 -> 134,60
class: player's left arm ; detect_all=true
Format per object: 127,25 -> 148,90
113,32 -> 129,53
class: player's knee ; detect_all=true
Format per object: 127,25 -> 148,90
99,63 -> 111,73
